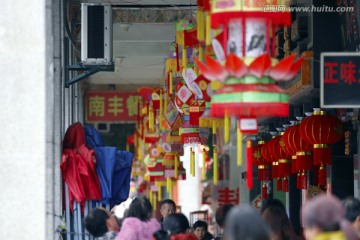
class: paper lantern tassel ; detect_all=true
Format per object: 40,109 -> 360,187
318,164 -> 327,186
261,182 -> 268,199
246,140 -> 253,190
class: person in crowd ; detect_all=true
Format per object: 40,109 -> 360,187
224,205 -> 271,240
260,198 -> 286,214
193,220 -> 213,240
342,196 -> 360,238
214,204 -> 234,240
262,205 -> 301,240
302,194 -> 358,240
84,208 -> 119,240
116,197 -> 161,240
153,213 -> 197,240
159,199 -> 176,228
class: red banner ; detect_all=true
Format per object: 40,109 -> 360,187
85,91 -> 141,122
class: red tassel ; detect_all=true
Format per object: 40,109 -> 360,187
283,177 -> 289,192
296,153 -> 313,171
318,164 -> 327,186
265,167 -> 271,181
301,171 -> 307,189
272,163 -> 278,179
313,147 -> 332,166
276,178 -> 282,191
292,156 -> 297,174
261,183 -> 268,199
246,140 -> 253,190
190,111 -> 201,126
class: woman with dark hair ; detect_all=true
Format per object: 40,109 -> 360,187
116,197 -> 161,240
215,204 -> 234,240
152,213 -> 197,240
225,205 -> 271,240
262,206 -> 301,240
302,194 -> 358,240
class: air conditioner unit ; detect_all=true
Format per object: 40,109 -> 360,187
81,3 -> 112,65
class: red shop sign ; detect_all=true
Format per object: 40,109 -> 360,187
85,91 -> 142,122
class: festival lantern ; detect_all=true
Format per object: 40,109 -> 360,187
194,1 -> 299,190
299,110 -> 344,186
261,138 -> 280,190
283,124 -> 313,189
252,141 -> 271,199
272,135 -> 292,192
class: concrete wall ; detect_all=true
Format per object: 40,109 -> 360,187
0,1 -> 47,239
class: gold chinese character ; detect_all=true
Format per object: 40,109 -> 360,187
126,96 -> 142,116
108,96 -> 124,116
89,95 -> 105,117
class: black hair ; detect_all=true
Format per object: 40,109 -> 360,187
225,205 -> 270,240
161,199 -> 176,209
193,220 -> 208,231
153,230 -> 170,240
215,204 -> 234,228
84,208 -> 109,238
127,197 -> 152,221
260,198 -> 286,214
163,213 -> 190,235
342,196 -> 360,222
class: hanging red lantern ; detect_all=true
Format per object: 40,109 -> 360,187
272,135 -> 292,192
299,110 -> 344,186
261,138 -> 279,188
252,141 -> 271,199
283,124 -> 313,189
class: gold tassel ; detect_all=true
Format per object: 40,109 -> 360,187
191,149 -> 195,177
190,147 -> 193,176
169,72 -> 173,94
197,9 -> 203,40
158,186 -> 162,200
224,112 -> 230,144
199,10 -> 205,41
159,90 -> 163,130
237,125 -> 243,166
126,143 -> 129,152
202,148 -> 206,180
164,91 -> 168,115
182,46 -> 187,71
169,180 -> 173,199
213,147 -> 218,185
153,193 -> 157,210
149,106 -> 154,131
205,13 -> 211,46
175,154 -> 179,178
212,120 -> 217,134
199,45 -> 203,62
167,177 -> 171,193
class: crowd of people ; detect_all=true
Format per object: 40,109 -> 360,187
84,194 -> 360,240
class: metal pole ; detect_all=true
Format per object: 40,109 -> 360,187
65,184 -> 71,240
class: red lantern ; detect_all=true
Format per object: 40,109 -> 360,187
283,124 -> 313,189
272,135 -> 292,192
253,141 -> 271,199
299,111 -> 344,186
261,138 -> 280,188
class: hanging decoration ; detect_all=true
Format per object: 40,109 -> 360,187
283,124 -> 313,189
252,141 -> 271,198
299,110 -> 344,186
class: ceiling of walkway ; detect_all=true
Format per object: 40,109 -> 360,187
76,0 -> 196,88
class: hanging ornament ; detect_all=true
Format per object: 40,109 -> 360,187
299,110 -> 344,186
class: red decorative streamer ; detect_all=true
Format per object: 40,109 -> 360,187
246,140 -> 253,190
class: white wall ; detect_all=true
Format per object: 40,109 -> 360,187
0,1 -> 47,239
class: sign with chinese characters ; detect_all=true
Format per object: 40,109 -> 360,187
321,53 -> 360,108
86,91 -> 141,122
